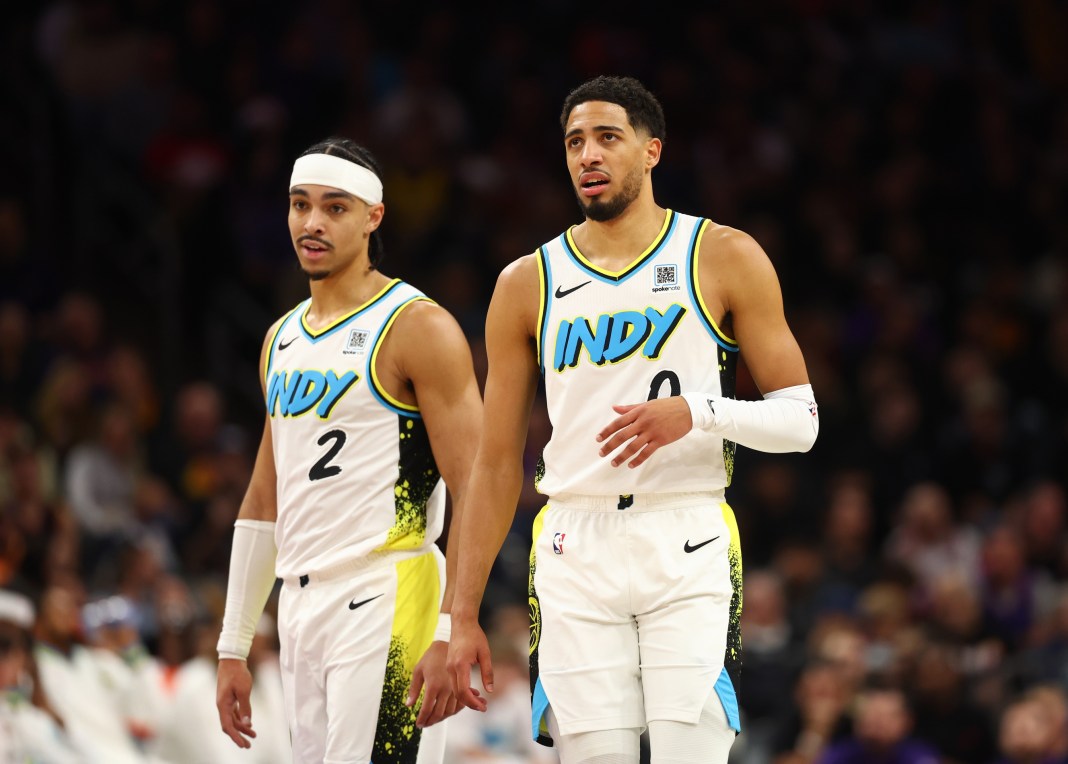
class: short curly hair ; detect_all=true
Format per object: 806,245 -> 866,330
560,75 -> 666,142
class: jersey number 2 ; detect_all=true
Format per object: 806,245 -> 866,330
310,429 -> 346,481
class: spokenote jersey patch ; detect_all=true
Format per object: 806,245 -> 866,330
651,263 -> 681,293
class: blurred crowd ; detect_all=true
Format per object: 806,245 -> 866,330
1,0 -> 1067,762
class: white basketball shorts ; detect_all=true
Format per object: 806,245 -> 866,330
277,547 -> 447,764
527,492 -> 742,745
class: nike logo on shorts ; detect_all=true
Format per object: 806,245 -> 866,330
554,281 -> 591,298
348,594 -> 384,610
683,536 -> 720,553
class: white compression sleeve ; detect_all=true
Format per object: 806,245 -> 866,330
682,383 -> 819,453
217,519 -> 278,660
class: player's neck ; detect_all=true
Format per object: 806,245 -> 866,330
305,264 -> 391,330
575,200 -> 667,267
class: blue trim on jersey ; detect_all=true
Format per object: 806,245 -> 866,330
366,298 -> 424,419
561,209 -> 679,284
531,678 -> 550,742
538,246 -> 552,375
298,280 -> 405,343
715,666 -> 741,732
686,220 -> 739,353
264,303 -> 307,392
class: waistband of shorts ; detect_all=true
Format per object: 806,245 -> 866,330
282,548 -> 427,589
548,491 -> 726,513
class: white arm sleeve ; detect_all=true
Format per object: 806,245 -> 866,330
217,519 -> 278,660
682,383 -> 819,453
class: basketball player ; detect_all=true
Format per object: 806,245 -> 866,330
446,76 -> 819,764
216,137 -> 483,763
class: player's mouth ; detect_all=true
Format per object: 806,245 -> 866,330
579,172 -> 609,196
298,237 -> 331,258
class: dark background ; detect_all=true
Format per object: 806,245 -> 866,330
2,1 -> 1067,762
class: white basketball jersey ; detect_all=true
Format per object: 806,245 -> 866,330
536,210 -> 740,497
264,279 -> 445,579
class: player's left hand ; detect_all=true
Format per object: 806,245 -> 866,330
407,640 -> 461,728
596,397 -> 693,468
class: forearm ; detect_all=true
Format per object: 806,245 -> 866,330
450,458 -> 525,623
683,383 -> 819,453
217,520 -> 278,660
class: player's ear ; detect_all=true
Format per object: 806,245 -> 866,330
645,137 -> 662,171
366,203 -> 385,235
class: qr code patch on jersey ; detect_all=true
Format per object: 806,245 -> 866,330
343,328 -> 370,354
652,264 -> 679,292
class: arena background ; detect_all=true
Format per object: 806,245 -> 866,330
1,1 -> 1067,762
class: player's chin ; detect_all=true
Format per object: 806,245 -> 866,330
303,266 -> 332,281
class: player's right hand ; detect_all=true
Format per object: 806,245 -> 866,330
446,618 -> 492,712
216,658 -> 257,748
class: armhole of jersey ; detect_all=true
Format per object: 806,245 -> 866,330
368,296 -> 434,417
264,303 -> 305,391
536,247 -> 551,375
687,219 -> 739,353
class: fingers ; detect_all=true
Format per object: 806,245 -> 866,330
596,406 -> 639,443
458,684 -> 488,713
218,696 -> 256,749
406,666 -> 425,710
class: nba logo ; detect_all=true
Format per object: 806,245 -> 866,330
552,532 -> 566,555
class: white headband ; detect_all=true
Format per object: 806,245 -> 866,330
290,153 -> 383,205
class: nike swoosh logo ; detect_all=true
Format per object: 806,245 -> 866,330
554,281 -> 591,298
683,536 -> 720,553
348,594 -> 384,610
278,336 -> 296,350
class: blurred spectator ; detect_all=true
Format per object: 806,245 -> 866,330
0,589 -> 80,763
769,659 -> 853,764
817,684 -> 939,764
739,568 -> 805,761
883,481 -> 982,611
995,687 -> 1068,764
63,401 -> 147,578
907,640 -> 994,764
33,582 -> 151,762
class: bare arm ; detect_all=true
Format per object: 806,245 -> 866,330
390,301 -> 484,727
447,255 -> 542,711
596,226 -> 813,466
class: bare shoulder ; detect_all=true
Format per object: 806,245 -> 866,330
390,299 -> 469,352
496,252 -> 541,291
699,222 -> 774,276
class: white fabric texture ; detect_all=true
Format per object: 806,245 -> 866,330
682,383 -> 818,453
290,153 -> 383,204
218,520 -> 278,660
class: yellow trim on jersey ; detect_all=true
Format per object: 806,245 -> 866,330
299,278 -> 403,338
564,209 -> 674,279
264,303 -> 304,389
369,296 -> 433,413
691,221 -> 738,347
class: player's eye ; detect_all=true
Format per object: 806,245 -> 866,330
330,205 -> 346,214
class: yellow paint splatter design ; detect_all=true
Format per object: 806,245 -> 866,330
383,416 -> 440,550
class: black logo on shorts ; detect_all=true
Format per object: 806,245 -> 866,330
278,336 -> 297,351
554,281 -> 591,298
683,536 -> 720,553
348,594 -> 384,610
